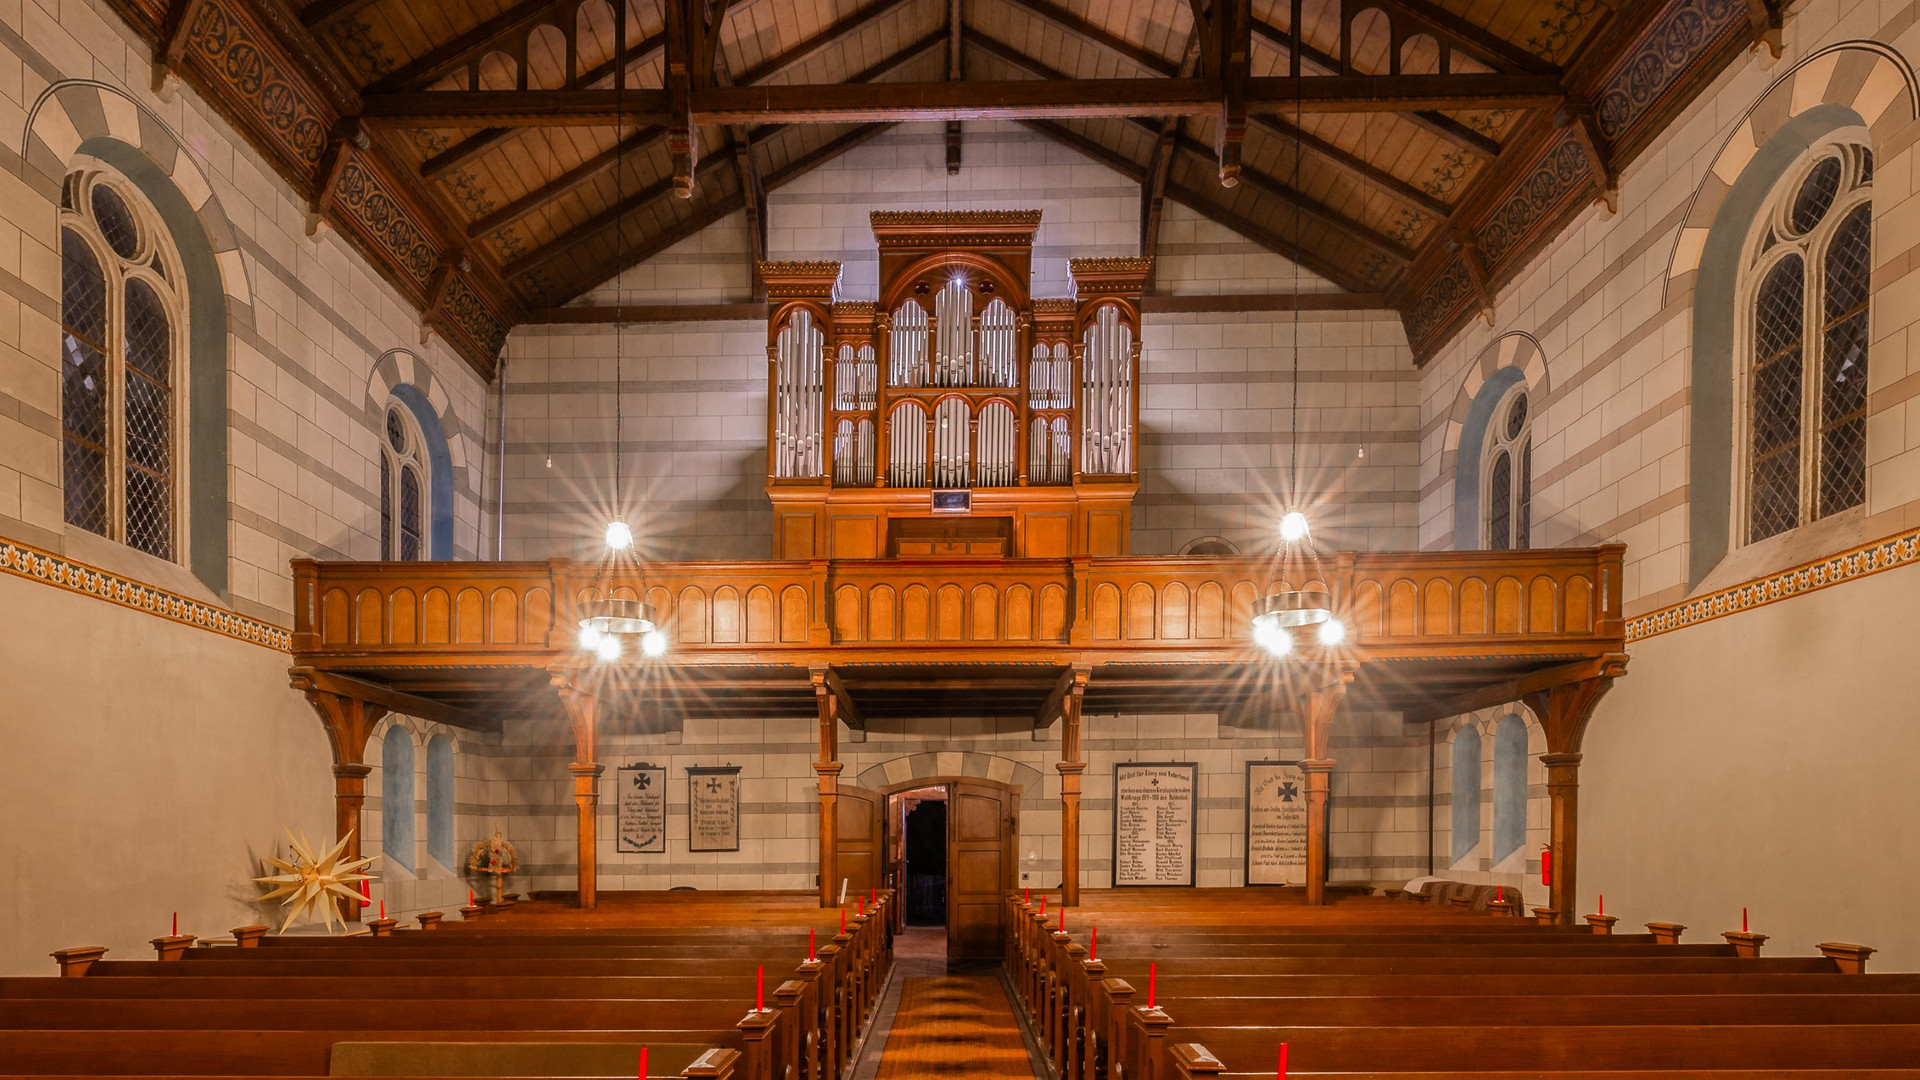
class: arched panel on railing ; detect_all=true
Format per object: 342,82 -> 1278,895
524,587 -> 551,647
355,587 -> 383,645
869,584 -> 897,642
490,588 -> 519,644
935,583 -> 966,640
679,587 -> 709,643
1161,582 -> 1191,640
1423,578 -> 1452,636
1388,579 -> 1420,636
1493,576 -> 1523,633
970,584 -> 998,640
712,586 -> 742,643
420,588 -> 449,643
1195,581 -> 1226,638
1230,581 -> 1258,638
610,585 -> 639,603
1528,576 -> 1558,634
1092,582 -> 1122,640
322,588 -> 350,645
1039,583 -> 1069,640
902,583 -> 931,641
647,587 -> 672,632
833,584 -> 862,642
745,585 -> 776,644
1125,582 -> 1156,640
1005,583 -> 1034,640
1565,575 -> 1594,633
390,587 -> 418,644
780,585 -> 810,643
455,588 -> 485,644
1353,579 -> 1385,640
1459,577 -> 1488,635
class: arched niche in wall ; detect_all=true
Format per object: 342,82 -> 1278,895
1491,713 -> 1529,866
381,724 -> 417,874
1665,43 -> 1918,586
1449,721 -> 1483,868
1442,333 -> 1550,550
367,349 -> 475,560
24,81 -> 250,594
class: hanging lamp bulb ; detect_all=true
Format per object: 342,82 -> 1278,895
594,633 -> 622,663
1279,511 -> 1310,543
1317,619 -> 1346,647
641,630 -> 668,658
605,520 -> 634,550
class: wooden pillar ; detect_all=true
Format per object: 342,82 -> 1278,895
1521,658 -> 1625,927
1057,669 -> 1088,906
1301,668 -> 1353,906
295,684 -> 387,923
553,671 -> 603,910
813,670 -> 840,907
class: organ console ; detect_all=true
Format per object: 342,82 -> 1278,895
762,211 -> 1149,559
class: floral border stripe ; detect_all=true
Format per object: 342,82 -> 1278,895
1626,526 -> 1920,642
0,538 -> 291,652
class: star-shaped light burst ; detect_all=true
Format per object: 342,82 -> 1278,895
254,829 -> 377,933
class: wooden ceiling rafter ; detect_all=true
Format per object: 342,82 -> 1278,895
299,0 -> 379,33
361,0 -> 578,95
1363,0 -> 1561,76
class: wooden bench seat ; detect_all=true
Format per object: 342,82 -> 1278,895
0,976 -> 749,999
0,997 -> 758,1030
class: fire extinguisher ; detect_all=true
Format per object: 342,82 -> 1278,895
1540,845 -> 1552,887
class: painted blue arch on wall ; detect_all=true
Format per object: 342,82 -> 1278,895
426,735 -> 455,871
1450,725 -> 1483,867
388,383 -> 455,561
1452,366 -> 1528,550
1492,714 -> 1528,863
381,727 -> 416,874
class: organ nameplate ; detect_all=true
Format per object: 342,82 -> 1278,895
1245,761 -> 1310,886
687,765 -> 742,853
616,763 -> 667,853
931,489 -> 971,513
1112,761 -> 1197,887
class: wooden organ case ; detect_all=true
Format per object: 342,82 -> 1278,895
761,211 -> 1149,560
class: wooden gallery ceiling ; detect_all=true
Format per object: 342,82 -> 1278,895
121,0 -> 1771,375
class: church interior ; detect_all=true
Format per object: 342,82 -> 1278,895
5,0 -> 1920,1075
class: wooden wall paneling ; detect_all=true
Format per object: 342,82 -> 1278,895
423,587 -> 451,643
680,586 -> 710,643
390,587 -> 419,644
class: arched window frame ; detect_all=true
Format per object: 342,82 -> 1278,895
1481,383 -> 1531,550
59,168 -> 189,562
1735,138 -> 1874,547
426,734 -> 456,872
1449,722 -> 1483,868
380,398 -> 431,561
380,725 -> 417,875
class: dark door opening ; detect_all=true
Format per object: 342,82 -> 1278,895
903,798 -> 947,926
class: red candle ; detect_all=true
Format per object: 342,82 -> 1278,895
809,928 -> 816,961
1058,906 -> 1065,932
1495,886 -> 1502,904
1541,847 -> 1552,886
857,896 -> 864,916
871,886 -> 876,905
639,1048 -> 647,1079
840,907 -> 846,934
1091,927 -> 1097,962
361,879 -> 372,907
172,912 -> 177,937
1039,895 -> 1047,917
1025,887 -> 1030,904
1743,907 -> 1749,933
469,889 -> 475,906
756,965 -> 764,1011
1598,894 -> 1604,916
1278,1042 -> 1288,1079
378,900 -> 385,920
1147,962 -> 1157,1008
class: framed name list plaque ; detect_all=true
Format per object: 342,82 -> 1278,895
1112,761 -> 1197,887
1245,760 -> 1309,885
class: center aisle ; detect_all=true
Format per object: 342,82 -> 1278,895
864,927 -> 1041,1080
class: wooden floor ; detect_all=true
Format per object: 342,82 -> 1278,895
1008,888 -> 1920,1079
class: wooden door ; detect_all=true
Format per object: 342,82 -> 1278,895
835,784 -> 883,903
947,780 -> 1017,959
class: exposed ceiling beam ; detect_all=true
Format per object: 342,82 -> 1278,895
1400,653 -> 1628,725
733,0 -> 919,84
505,170 -> 682,277
1141,26 -> 1204,278
1366,0 -> 1560,76
361,73 -> 1562,126
1252,115 -> 1451,216
469,127 -> 663,239
820,666 -> 866,733
1000,0 -> 1179,76
363,0 -> 574,94
287,667 -> 500,734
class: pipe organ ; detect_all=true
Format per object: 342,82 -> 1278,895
762,212 -> 1148,559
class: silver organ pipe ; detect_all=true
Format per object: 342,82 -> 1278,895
889,401 -> 927,488
977,400 -> 1015,486
834,417 -> 876,486
890,301 -> 929,387
1028,343 -> 1051,409
980,299 -> 1017,387
1051,416 -> 1071,484
833,344 -> 857,410
1080,305 -> 1133,475
833,418 -> 855,484
931,397 -> 970,488
774,308 -> 824,478
855,344 -> 877,409
1029,416 -> 1050,484
933,280 -> 974,387
855,418 -> 875,485
1051,343 -> 1072,408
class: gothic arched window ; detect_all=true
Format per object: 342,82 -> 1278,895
60,171 -> 185,560
380,400 -> 429,560
1744,143 -> 1872,544
1483,386 -> 1531,549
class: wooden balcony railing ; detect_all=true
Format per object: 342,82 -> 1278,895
292,545 -> 1624,663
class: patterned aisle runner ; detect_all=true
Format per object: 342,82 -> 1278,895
871,974 -> 1037,1079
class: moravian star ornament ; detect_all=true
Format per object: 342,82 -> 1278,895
253,829 -> 378,933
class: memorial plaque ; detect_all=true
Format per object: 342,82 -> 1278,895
1246,761 -> 1310,885
1112,762 -> 1197,887
687,766 -> 741,853
616,764 -> 667,853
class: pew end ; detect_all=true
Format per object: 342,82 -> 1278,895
1819,941 -> 1876,973
49,946 -> 107,977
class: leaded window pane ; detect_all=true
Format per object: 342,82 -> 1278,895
1516,440 -> 1532,549
1487,450 -> 1512,550
90,184 -> 140,259
400,463 -> 422,561
60,229 -> 109,534
387,407 -> 406,453
380,452 -> 393,560
1505,393 -> 1528,440
1750,256 -> 1804,543
1820,205 -> 1872,517
1790,158 -> 1842,235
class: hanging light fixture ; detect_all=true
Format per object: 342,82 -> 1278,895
576,51 -> 661,659
1252,77 -> 1340,658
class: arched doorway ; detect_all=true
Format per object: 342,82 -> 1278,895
877,776 -> 1020,960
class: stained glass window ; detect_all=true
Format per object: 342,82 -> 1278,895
1743,144 -> 1872,545
1487,451 -> 1513,550
381,402 -> 430,561
59,174 -> 182,557
1484,388 -> 1531,549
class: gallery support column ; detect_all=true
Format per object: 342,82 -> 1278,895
1301,668 -> 1354,907
813,669 -> 841,907
553,671 -> 603,910
1521,656 -> 1627,926
292,679 -> 389,923
1055,668 -> 1089,906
